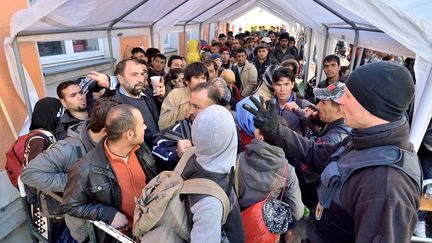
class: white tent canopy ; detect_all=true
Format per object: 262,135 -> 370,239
4,0 -> 432,150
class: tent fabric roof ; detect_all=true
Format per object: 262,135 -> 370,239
5,0 -> 432,150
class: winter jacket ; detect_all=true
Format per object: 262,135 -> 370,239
296,118 -> 350,208
271,45 -> 297,63
55,110 -> 83,140
62,139 -> 158,243
158,87 -> 190,130
237,139 -> 304,221
235,60 -> 258,97
266,118 -> 421,243
252,56 -> 279,80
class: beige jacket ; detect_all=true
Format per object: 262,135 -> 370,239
253,83 -> 273,102
236,60 -> 258,97
158,87 -> 190,130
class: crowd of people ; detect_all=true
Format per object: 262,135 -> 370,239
9,26 -> 426,243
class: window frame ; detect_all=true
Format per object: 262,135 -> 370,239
38,39 -> 105,66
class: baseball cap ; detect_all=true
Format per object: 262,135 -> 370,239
261,37 -> 272,43
313,82 -> 345,102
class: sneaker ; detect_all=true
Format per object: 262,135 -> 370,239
414,221 -> 427,237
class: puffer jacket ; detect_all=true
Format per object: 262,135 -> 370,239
62,140 -> 158,243
237,139 -> 304,221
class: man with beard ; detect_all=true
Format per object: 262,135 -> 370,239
113,59 -> 160,147
271,32 -> 296,63
55,81 -> 89,139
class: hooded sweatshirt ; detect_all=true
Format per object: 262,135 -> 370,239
238,139 -> 304,221
187,105 -> 242,243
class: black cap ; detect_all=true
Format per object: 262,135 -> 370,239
345,62 -> 414,122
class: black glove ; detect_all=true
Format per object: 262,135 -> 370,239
242,96 -> 279,136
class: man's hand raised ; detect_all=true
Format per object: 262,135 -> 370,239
242,96 -> 279,136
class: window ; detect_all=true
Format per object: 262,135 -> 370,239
37,41 -> 66,56
164,32 -> 179,50
189,29 -> 199,41
37,39 -> 104,66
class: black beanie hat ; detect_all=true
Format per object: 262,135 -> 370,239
345,61 -> 414,122
279,32 -> 290,41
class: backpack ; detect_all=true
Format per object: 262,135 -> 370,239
133,147 -> 231,242
5,129 -> 56,187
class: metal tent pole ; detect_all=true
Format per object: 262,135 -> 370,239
303,28 -> 313,82
183,0 -> 224,56
349,29 -> 359,72
12,38 -> 33,117
107,30 -> 115,72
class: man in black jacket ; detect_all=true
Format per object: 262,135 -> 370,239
62,104 -> 157,243
244,61 -> 421,242
113,59 -> 161,147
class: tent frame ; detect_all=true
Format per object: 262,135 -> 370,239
12,0 -> 385,117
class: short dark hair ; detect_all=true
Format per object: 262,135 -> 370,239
255,44 -> 269,51
236,48 -> 246,55
323,55 -> 340,66
154,53 -> 166,61
89,97 -> 120,133
211,42 -> 220,47
131,47 -> 145,55
184,62 -> 209,82
146,48 -> 160,62
114,59 -> 140,76
203,59 -> 218,72
234,34 -> 244,40
191,82 -> 222,105
167,55 -> 183,67
57,80 -> 79,99
105,104 -> 138,142
272,67 -> 296,83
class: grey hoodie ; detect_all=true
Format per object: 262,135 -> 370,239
189,105 -> 241,243
237,139 -> 304,221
